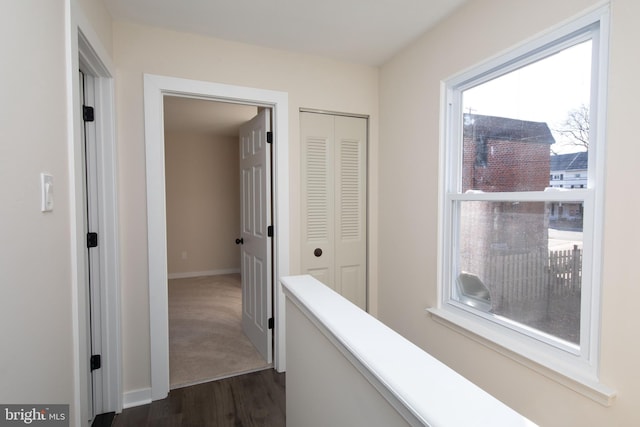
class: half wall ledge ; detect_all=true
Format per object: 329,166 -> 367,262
281,274 -> 536,426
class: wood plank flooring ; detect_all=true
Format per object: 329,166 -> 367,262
112,369 -> 285,427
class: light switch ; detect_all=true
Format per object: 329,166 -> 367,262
41,173 -> 54,212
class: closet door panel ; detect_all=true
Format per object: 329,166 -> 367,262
334,116 -> 367,309
300,112 -> 367,309
300,112 -> 335,289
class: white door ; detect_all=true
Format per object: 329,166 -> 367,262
333,116 -> 367,308
300,112 -> 368,309
239,109 -> 273,362
80,70 -> 102,419
300,113 -> 335,286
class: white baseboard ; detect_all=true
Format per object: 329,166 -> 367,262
168,268 -> 240,280
123,388 -> 152,409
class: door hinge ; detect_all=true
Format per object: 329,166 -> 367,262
268,318 -> 274,329
266,131 -> 273,144
267,225 -> 273,237
90,354 -> 101,371
87,232 -> 98,248
83,105 -> 95,122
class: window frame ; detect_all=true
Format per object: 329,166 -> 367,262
433,6 -> 611,394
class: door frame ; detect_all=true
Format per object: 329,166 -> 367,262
68,7 -> 122,424
143,74 -> 290,401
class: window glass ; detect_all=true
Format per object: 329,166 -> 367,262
456,201 -> 582,345
461,41 -> 592,193
439,8 -> 608,384
450,40 -> 592,347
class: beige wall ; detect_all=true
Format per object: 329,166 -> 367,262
113,21 -> 379,393
379,0 -> 640,425
75,0 -> 113,55
165,131 -> 241,275
0,0 -> 75,415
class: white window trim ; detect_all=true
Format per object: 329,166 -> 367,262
431,4 -> 615,405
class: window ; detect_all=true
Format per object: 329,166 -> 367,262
436,7 -> 609,389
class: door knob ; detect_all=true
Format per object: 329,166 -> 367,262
314,248 -> 322,257
235,238 -> 244,245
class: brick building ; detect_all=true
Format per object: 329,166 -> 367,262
462,114 -> 554,193
459,114 -> 555,317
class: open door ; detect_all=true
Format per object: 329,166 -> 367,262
238,109 -> 273,362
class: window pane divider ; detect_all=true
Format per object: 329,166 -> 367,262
448,189 -> 591,202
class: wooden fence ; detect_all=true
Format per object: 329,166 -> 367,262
485,245 -> 582,308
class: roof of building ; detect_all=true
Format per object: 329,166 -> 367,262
550,151 -> 588,172
463,114 -> 556,145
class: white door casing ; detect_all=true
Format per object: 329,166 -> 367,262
144,74 -> 289,402
239,109 -> 273,362
300,112 -> 368,310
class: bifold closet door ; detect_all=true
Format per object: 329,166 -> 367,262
300,112 -> 367,310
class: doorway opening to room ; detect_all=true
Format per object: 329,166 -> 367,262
163,97 -> 273,389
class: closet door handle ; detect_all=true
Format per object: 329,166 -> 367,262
314,248 -> 322,257
235,238 -> 244,245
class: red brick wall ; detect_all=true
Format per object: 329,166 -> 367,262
462,137 -> 550,192
458,136 -> 551,295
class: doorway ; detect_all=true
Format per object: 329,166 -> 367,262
163,97 -> 271,388
144,74 -> 290,401
73,27 -> 122,422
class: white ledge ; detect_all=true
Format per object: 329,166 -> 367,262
281,275 -> 536,426
428,307 -> 617,407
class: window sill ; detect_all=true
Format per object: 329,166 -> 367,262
427,307 -> 616,407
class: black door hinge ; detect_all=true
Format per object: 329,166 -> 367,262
266,131 -> 273,144
90,354 -> 101,371
83,105 -> 95,122
268,318 -> 274,330
87,232 -> 98,248
267,225 -> 273,237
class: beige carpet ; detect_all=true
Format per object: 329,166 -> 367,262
168,273 -> 271,389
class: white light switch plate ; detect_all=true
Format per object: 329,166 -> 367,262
41,173 -> 54,212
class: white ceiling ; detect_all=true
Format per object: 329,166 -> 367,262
127,0 -> 468,135
104,0 -> 468,66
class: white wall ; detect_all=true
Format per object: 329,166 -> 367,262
165,131 -> 240,276
0,0 -> 75,417
378,0 -> 640,425
113,21 -> 379,395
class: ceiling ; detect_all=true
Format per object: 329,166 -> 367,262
163,96 -> 258,137
104,0 -> 468,66
127,0 -> 468,136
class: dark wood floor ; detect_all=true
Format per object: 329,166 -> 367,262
112,369 -> 286,427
